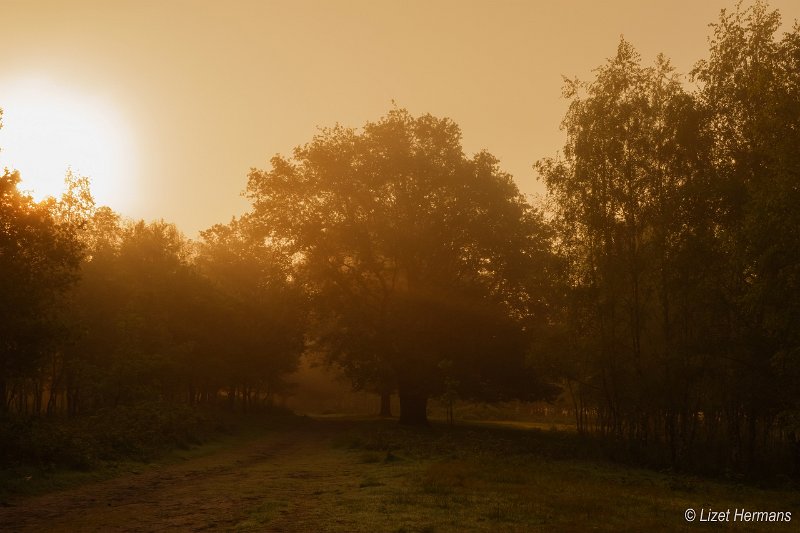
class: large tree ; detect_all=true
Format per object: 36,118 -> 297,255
246,108 -> 556,425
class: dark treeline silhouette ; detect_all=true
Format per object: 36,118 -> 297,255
537,2 -> 800,475
0,1 -> 798,478
0,167 -> 305,419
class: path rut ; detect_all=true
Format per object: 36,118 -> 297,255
0,422 -> 361,532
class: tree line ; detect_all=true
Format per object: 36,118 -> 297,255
537,2 -> 800,474
1,2 -> 798,476
1,169 -> 306,417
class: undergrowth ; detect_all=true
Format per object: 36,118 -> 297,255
0,402 -> 298,498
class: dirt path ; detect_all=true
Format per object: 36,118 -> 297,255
0,421 -> 365,532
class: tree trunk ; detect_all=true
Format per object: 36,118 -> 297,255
398,389 -> 428,426
0,377 -> 7,414
228,385 -> 236,411
379,391 -> 392,418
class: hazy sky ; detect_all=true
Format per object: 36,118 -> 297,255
2,0 -> 799,237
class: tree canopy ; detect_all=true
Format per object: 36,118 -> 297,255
536,1 -> 800,473
246,108 -> 557,424
0,168 -> 82,411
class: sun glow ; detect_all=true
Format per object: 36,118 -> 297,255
0,76 -> 137,210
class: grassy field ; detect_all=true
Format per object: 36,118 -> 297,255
1,416 -> 798,532
320,420 -> 799,532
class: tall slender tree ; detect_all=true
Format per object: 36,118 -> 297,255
692,0 -> 800,468
537,39 -> 714,454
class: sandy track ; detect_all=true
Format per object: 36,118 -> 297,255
0,421 -> 361,532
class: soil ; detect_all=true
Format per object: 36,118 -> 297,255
0,421 -> 361,532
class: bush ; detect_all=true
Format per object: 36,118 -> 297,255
0,402 -> 219,470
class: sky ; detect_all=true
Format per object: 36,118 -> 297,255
2,0 -> 799,238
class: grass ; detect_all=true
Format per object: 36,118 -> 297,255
3,416 -> 799,532
303,419 -> 800,532
0,408 -> 303,501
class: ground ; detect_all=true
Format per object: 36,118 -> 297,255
1,417 -> 798,532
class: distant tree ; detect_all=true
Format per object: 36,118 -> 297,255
61,205 -> 123,413
246,108 -> 557,425
58,211 -> 210,412
44,170 -> 96,414
0,170 -> 82,411
196,216 -> 307,411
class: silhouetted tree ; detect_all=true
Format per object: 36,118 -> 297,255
537,38 -> 711,447
246,108 -> 557,425
691,0 -> 800,470
0,169 -> 82,411
538,1 -> 800,474
196,216 -> 306,411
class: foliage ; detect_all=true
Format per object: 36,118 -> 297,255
246,108 -> 558,424
0,169 -> 82,411
537,1 -> 800,474
196,216 -> 307,408
0,161 -> 305,420
0,402 -> 207,470
692,0 -> 800,451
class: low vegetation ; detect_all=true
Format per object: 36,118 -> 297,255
292,420 -> 800,532
0,405 -> 297,500
3,418 -> 797,532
